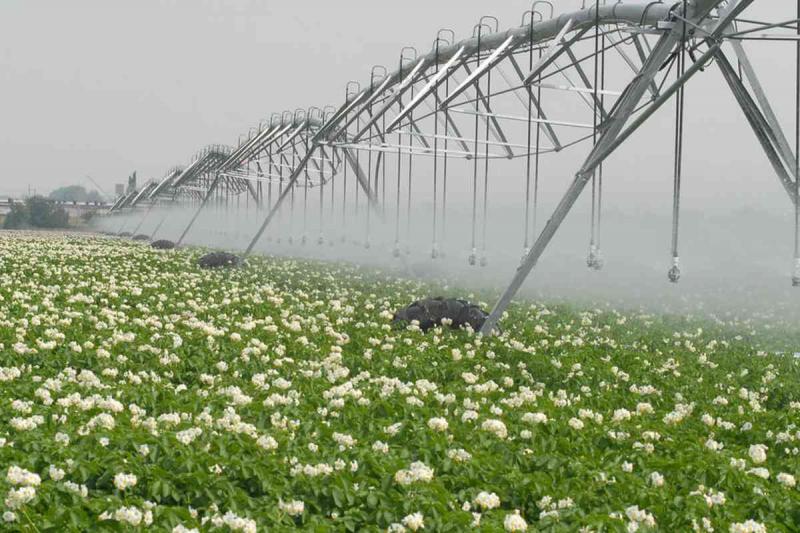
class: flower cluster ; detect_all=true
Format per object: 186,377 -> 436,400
0,233 -> 798,530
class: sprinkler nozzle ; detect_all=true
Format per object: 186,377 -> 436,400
668,257 -> 681,284
468,248 -> 477,266
587,245 -> 604,271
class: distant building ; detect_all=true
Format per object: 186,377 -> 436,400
115,184 -> 125,197
127,171 -> 137,194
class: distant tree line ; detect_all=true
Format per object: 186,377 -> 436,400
3,196 -> 70,229
48,185 -> 104,203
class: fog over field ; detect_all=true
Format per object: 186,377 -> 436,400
100,197 -> 800,328
5,0 -> 800,323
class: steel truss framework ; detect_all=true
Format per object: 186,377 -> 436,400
109,0 -> 800,334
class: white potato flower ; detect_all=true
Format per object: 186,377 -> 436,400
394,462 -> 434,485
568,418 -> 584,431
7,466 -> 41,487
4,486 -> 36,509
427,417 -> 449,432
481,419 -> 508,439
113,472 -> 138,491
649,471 -> 665,487
729,520 -> 767,533
279,499 -> 305,517
473,491 -> 501,510
401,512 -> 424,531
748,444 -> 768,465
503,511 -> 528,532
777,472 -> 797,488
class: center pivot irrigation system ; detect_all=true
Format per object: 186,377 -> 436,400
107,0 -> 800,334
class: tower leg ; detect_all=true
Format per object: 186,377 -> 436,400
244,147 -> 318,257
480,29 -> 682,335
176,174 -> 221,247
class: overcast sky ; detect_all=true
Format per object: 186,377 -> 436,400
0,1 -> 795,211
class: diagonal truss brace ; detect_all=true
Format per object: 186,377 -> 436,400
523,21 -> 587,84
387,46 -> 467,132
480,27 -> 682,335
505,55 -> 562,150
460,63 -> 515,158
243,141 -> 383,258
176,173 -> 222,246
244,148 -> 318,257
441,35 -> 519,107
562,46 -> 609,121
342,147 -> 382,213
729,40 -> 798,182
334,76 -> 397,142
350,58 -> 430,142
716,50 -> 798,205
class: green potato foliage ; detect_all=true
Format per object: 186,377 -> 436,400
0,232 -> 798,532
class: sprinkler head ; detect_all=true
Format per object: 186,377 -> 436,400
793,259 -> 800,287
468,248 -> 477,266
431,243 -> 439,260
480,254 -> 488,268
301,234 -> 307,245
288,236 -> 294,245
587,247 -> 604,271
668,257 -> 681,284
317,234 -> 324,246
392,244 -> 401,258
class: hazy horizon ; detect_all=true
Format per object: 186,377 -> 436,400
0,1 -> 796,211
